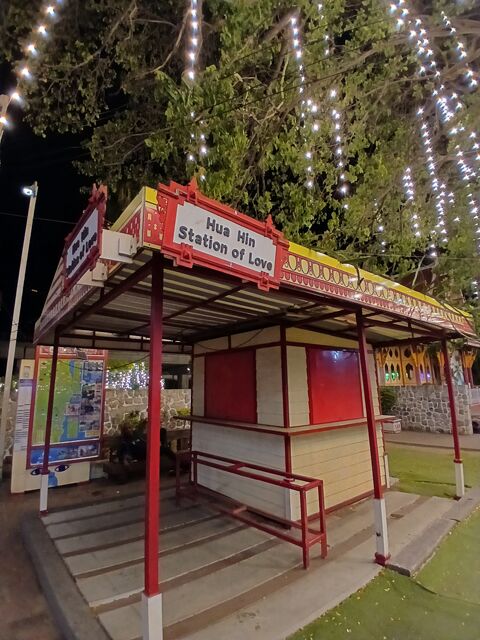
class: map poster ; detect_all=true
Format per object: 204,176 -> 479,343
28,346 -> 107,467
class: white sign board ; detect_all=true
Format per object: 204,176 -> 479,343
13,377 -> 33,453
64,208 -> 100,284
173,202 -> 277,275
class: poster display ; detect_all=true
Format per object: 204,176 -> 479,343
28,346 -> 107,466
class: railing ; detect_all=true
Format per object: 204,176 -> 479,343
175,450 -> 327,569
469,386 -> 480,405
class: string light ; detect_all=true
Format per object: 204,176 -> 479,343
184,0 -> 209,181
388,2 -> 480,263
106,362 -> 149,390
288,15 -> 317,190
328,88 -> 348,197
441,11 -> 478,90
402,167 -> 421,237
0,0 -> 66,139
416,108 -> 446,253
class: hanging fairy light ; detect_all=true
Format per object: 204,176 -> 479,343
0,0 -> 65,135
402,167 -> 421,237
317,3 -> 332,56
288,15 -> 317,189
416,108 -> 446,254
328,87 -> 348,197
106,362 -> 149,390
316,4 -> 347,196
184,0 -> 208,181
441,11 -> 478,90
388,2 -> 480,259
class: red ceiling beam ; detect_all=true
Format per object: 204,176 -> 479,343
163,283 -> 248,322
63,260 -> 153,333
288,309 -> 354,328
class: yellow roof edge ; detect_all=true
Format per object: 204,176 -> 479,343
289,242 -> 473,321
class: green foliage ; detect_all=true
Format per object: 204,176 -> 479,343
2,0 -> 480,303
379,386 -> 397,415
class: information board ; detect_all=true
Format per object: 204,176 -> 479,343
28,346 -> 107,466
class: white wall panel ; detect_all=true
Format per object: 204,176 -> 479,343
256,347 -> 283,426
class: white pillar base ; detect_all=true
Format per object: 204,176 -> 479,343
142,592 -> 163,640
384,454 -> 391,490
40,472 -> 49,514
454,461 -> 465,499
373,497 -> 390,565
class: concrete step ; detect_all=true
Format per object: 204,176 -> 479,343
79,526 -> 274,608
42,493 -> 146,525
326,490 -> 419,549
55,505 -> 212,555
47,495 -> 175,539
387,495 -> 452,557
66,516 -> 240,576
98,539 -> 301,640
180,493 -> 454,640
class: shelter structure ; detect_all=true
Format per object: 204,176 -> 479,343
33,179 -> 478,640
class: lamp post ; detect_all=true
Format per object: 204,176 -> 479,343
0,183 -> 38,479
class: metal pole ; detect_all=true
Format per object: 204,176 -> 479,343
441,339 -> 465,498
0,182 -> 38,480
39,329 -> 60,514
356,309 -> 390,565
142,254 -> 164,640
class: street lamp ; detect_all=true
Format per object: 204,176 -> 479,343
0,182 -> 39,480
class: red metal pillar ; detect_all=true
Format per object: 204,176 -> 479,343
39,328 -> 60,514
441,339 -> 465,498
356,310 -> 390,564
142,254 -> 164,640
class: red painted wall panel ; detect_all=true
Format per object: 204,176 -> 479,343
307,348 -> 364,424
204,350 -> 257,423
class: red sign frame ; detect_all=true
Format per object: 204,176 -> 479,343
157,179 -> 289,291
62,184 -> 107,292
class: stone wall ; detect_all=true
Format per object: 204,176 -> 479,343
1,387 -> 191,460
392,385 -> 473,435
103,388 -> 191,435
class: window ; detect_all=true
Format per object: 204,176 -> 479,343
204,350 -> 257,423
307,348 -> 364,424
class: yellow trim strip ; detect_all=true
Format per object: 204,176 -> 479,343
289,242 -> 472,322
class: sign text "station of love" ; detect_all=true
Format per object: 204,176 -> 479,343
173,202 -> 277,275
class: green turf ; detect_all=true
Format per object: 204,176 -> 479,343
289,569 -> 480,640
417,508 -> 480,605
388,445 -> 480,498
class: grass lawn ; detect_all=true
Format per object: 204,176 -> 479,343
417,508 -> 480,605
388,445 -> 480,498
289,508 -> 480,640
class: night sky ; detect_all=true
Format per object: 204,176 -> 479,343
0,64 -> 89,356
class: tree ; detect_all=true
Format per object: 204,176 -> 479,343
1,0 -> 480,304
